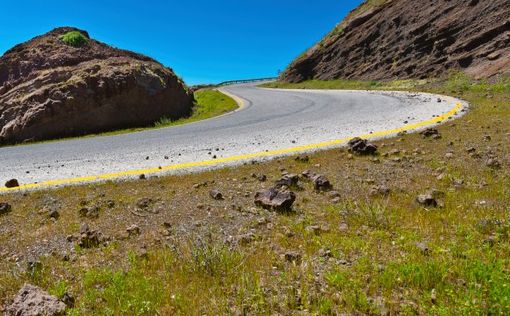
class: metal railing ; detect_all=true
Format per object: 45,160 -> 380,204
217,77 -> 277,86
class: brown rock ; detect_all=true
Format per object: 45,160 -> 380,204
0,27 -> 193,144
0,202 -> 12,215
280,1 -> 510,82
5,179 -> 19,188
275,174 -> 299,188
312,174 -> 332,191
348,137 -> 378,155
209,189 -> 224,200
254,188 -> 296,211
5,284 -> 66,316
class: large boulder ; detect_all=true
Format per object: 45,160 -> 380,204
0,27 -> 194,144
5,284 -> 66,316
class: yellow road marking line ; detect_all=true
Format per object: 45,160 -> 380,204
0,99 -> 464,193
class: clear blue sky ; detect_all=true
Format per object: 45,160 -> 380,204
0,0 -> 364,85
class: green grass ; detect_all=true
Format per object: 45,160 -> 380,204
154,89 -> 238,128
261,78 -> 432,90
60,31 -> 88,47
4,89 -> 238,147
1,75 -> 509,314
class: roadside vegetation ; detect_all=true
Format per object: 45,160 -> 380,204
1,74 -> 509,314
155,89 -> 238,128
60,31 -> 88,47
6,89 -> 238,147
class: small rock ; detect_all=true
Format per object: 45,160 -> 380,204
237,233 -> 255,245
445,152 -> 454,159
61,292 -> 75,308
209,189 -> 224,200
136,198 -> 152,209
420,128 -> 440,138
486,158 -> 501,169
48,209 -> 60,220
295,155 -> 310,163
312,174 -> 332,192
275,174 -> 299,188
139,174 -> 146,180
370,185 -> 391,196
0,202 -> 12,215
126,225 -> 141,237
5,284 -> 66,316
416,194 -> 438,207
284,251 -> 302,264
78,205 -> 100,218
78,224 -> 106,248
416,242 -> 430,255
254,188 -> 296,212
5,179 -> 19,188
348,137 -> 378,155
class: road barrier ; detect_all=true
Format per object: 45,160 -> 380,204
217,77 -> 277,86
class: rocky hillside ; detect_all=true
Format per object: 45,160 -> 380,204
0,27 -> 194,144
281,0 -> 510,82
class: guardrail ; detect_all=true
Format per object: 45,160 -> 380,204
217,77 -> 277,86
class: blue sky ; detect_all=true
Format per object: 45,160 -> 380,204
0,0 -> 364,85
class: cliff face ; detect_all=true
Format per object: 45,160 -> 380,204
0,27 -> 194,144
281,0 -> 510,82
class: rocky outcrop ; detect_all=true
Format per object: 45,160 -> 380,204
0,27 -> 194,144
281,0 -> 510,82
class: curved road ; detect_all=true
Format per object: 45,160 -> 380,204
0,84 -> 466,191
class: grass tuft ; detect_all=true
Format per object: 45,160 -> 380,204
60,31 -> 88,47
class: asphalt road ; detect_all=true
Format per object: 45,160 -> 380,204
0,83 -> 466,190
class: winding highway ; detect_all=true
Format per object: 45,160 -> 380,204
0,83 -> 467,191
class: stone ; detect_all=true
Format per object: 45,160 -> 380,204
5,179 -> 19,188
347,137 -> 378,155
126,224 -> 141,237
417,194 -> 438,207
136,198 -> 153,209
295,155 -> 310,162
275,174 -> 299,188
284,251 -> 302,264
78,205 -> 100,218
5,284 -> 66,316
312,174 -> 332,191
0,202 -> 12,215
420,128 -> 440,138
78,224 -> 106,248
209,189 -> 224,200
486,158 -> 501,169
254,188 -> 296,211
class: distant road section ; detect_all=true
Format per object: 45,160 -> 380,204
0,83 -> 466,191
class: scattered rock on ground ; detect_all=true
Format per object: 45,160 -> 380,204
209,189 -> 224,200
78,205 -> 100,218
0,202 -> 12,215
254,188 -> 296,211
420,128 -> 441,138
5,179 -> 19,188
312,174 -> 332,191
275,174 -> 299,188
416,194 -> 438,207
77,223 -> 107,248
486,158 -> 501,169
5,284 -> 66,316
126,224 -> 141,237
348,137 -> 378,155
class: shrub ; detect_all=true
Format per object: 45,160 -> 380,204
60,31 -> 88,47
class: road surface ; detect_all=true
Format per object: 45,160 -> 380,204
0,84 -> 467,191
